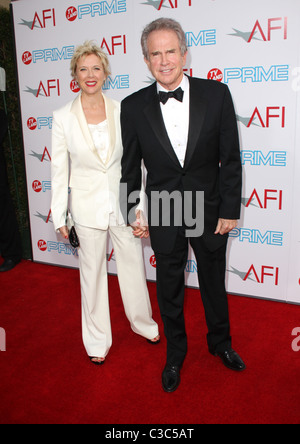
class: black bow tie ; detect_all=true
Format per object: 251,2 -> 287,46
159,87 -> 184,105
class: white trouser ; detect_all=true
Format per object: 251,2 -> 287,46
76,224 -> 159,358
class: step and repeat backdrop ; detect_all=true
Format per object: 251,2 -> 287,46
11,0 -> 300,303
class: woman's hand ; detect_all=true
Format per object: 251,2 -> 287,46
59,226 -> 69,240
131,211 -> 150,239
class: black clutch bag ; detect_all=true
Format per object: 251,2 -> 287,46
69,226 -> 80,249
66,210 -> 80,249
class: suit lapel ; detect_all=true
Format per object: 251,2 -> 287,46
184,78 -> 207,169
143,84 -> 182,168
71,95 -> 98,157
103,94 -> 116,165
71,93 -> 116,166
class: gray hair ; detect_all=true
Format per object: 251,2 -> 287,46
141,18 -> 188,60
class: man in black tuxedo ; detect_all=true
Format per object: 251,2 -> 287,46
120,18 -> 245,392
0,109 -> 22,272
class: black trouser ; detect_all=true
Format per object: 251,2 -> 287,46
155,227 -> 232,367
0,187 -> 22,262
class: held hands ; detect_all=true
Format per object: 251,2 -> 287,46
61,217 -> 235,239
215,218 -> 238,236
131,211 -> 150,239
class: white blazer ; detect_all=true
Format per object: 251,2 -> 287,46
51,93 -> 126,231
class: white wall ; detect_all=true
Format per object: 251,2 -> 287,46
11,0 -> 300,303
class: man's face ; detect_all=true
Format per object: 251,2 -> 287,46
145,29 -> 187,91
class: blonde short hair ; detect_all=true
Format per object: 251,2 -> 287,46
70,41 -> 111,78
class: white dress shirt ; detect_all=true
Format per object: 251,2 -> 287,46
157,75 -> 190,168
88,120 -> 109,164
88,119 -> 117,222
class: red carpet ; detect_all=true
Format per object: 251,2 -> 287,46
0,260 -> 299,424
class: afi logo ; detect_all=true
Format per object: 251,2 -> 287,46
230,17 -> 288,43
247,107 -> 286,128
183,68 -> 193,77
107,249 -> 115,262
157,0 -> 192,9
41,147 -> 52,162
31,9 -> 56,30
36,80 -> 61,98
249,17 -> 288,43
101,35 -> 127,55
35,210 -> 52,224
246,189 -> 283,210
29,147 -> 51,163
244,265 -> 279,286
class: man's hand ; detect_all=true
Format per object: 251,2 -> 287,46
131,211 -> 150,239
215,219 -> 238,236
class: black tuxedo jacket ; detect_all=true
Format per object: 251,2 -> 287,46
0,110 -> 9,189
120,76 -> 242,254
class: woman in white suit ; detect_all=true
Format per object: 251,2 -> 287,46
51,42 -> 159,365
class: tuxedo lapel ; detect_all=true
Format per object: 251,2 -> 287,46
143,84 -> 182,168
143,80 -> 207,170
184,78 -> 208,169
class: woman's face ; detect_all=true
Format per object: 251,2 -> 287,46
75,54 -> 107,96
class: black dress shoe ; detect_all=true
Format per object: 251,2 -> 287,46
0,259 -> 20,273
162,364 -> 181,393
211,349 -> 246,372
147,337 -> 161,345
